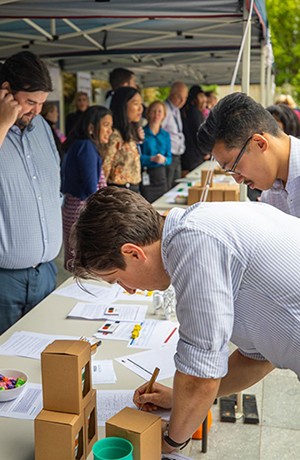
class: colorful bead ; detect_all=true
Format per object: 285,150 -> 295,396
0,374 -> 26,390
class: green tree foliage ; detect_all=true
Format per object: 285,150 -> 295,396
266,0 -> 300,102
63,72 -> 77,116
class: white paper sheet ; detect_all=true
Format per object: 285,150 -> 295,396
94,320 -> 178,350
55,282 -> 122,303
68,302 -> 148,322
128,320 -> 178,349
0,383 -> 42,420
97,389 -> 135,425
92,360 -> 117,384
94,322 -> 140,342
56,283 -> 153,304
115,290 -> 153,302
96,389 -> 170,426
0,331 -> 79,359
162,454 -> 193,460
116,345 -> 176,381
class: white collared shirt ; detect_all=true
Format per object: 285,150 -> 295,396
261,135 -> 300,217
162,202 -> 300,379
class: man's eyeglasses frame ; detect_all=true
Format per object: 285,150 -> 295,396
224,135 -> 253,174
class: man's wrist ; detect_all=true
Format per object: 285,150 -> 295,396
163,431 -> 191,450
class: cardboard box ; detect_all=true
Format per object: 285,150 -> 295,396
106,407 -> 161,460
188,183 -> 240,205
84,389 -> 97,458
41,340 -> 91,414
201,168 -> 228,186
35,409 -> 85,460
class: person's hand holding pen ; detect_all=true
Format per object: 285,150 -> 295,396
133,380 -> 173,412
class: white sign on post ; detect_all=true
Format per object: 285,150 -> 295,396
77,71 -> 92,100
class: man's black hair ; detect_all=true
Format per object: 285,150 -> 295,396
0,51 -> 53,93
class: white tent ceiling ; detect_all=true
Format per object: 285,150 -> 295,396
0,1 -> 269,87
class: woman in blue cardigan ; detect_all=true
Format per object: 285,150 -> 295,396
140,101 -> 172,203
61,106 -> 113,269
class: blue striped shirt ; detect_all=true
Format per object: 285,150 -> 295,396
261,135 -> 300,217
162,100 -> 185,155
0,115 -> 62,269
162,202 -> 300,379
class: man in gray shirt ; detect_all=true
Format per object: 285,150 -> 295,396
0,51 -> 62,334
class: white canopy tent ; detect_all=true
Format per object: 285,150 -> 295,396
0,0 -> 272,101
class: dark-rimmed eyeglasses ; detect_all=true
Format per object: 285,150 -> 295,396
224,135 -> 253,174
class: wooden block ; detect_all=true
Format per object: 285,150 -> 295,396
224,190 -> 240,201
188,183 -> 240,204
211,190 -> 224,201
187,186 -> 202,205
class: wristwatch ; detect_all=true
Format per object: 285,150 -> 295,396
163,430 -> 191,450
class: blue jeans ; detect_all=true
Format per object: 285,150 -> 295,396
0,261 -> 57,335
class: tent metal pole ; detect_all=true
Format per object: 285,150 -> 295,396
23,18 -> 53,40
266,63 -> 273,106
241,1 -> 251,95
50,19 -> 56,37
230,0 -> 254,94
260,42 -> 266,106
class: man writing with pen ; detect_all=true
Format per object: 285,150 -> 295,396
70,187 -> 300,454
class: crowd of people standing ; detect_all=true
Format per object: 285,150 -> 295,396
0,50 -> 218,336
1,50 -> 300,333
1,50 -> 300,457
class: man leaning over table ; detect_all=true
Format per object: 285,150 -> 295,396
197,92 -> 300,217
0,51 -> 62,335
70,186 -> 300,454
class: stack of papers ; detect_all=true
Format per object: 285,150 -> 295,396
0,331 -> 79,359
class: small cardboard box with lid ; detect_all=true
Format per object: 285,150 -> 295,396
35,410 -> 85,460
106,407 -> 161,460
41,340 -> 91,414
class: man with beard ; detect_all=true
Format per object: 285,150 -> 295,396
0,51 -> 62,334
197,92 -> 300,218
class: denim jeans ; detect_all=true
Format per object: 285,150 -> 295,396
0,261 -> 57,335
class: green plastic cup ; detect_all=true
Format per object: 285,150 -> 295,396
92,437 -> 133,460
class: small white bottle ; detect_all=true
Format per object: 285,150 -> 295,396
163,285 -> 176,320
152,290 -> 163,315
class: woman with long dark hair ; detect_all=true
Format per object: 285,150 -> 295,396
267,103 -> 300,137
102,86 -> 144,192
181,85 -> 210,174
61,105 -> 113,269
41,102 -> 66,161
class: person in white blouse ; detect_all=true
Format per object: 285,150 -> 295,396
197,92 -> 300,218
